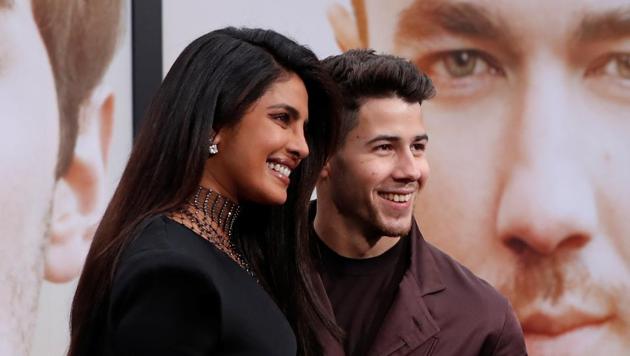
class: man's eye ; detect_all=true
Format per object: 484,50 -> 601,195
375,144 -> 392,151
598,54 -> 630,79
414,49 -> 505,98
412,143 -> 426,152
439,50 -> 496,78
584,52 -> 630,100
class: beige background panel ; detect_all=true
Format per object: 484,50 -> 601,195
162,0 -> 348,74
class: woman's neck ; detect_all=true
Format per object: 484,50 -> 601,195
189,186 -> 240,237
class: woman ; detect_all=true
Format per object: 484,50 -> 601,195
68,27 -> 339,356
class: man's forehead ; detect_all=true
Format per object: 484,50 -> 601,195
354,98 -> 425,138
363,0 -> 630,47
363,0 -> 627,19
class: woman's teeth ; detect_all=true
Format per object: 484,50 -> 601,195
380,193 -> 412,203
267,162 -> 291,177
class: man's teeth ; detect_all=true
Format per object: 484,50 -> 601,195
380,193 -> 412,203
267,162 -> 291,177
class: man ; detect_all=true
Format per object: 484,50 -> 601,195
327,0 -> 630,354
313,49 -> 526,355
0,0 -> 122,354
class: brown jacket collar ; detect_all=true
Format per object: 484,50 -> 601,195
312,219 -> 447,356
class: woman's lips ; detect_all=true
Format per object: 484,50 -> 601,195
266,162 -> 290,186
266,156 -> 297,186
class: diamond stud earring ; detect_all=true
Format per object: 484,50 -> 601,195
209,143 -> 219,156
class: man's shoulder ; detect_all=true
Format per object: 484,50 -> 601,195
414,234 -> 515,331
423,241 -> 509,308
417,238 -> 526,354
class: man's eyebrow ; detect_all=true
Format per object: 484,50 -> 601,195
0,0 -> 14,10
366,134 -> 428,145
576,6 -> 630,42
397,1 -> 515,47
366,135 -> 400,145
414,134 -> 429,142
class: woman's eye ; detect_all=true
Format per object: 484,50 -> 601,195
271,113 -> 290,125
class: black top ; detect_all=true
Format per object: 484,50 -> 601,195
101,215 -> 297,355
318,236 -> 410,356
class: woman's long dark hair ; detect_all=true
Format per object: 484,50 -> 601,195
68,27 -> 339,356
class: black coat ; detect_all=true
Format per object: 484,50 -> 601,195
100,215 -> 296,355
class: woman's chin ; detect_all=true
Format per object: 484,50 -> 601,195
250,189 -> 288,206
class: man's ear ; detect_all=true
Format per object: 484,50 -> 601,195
319,160 -> 332,181
328,3 -> 364,51
45,87 -> 115,283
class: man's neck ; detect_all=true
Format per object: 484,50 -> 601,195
313,200 -> 400,259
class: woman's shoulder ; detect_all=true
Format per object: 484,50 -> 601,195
107,217 -> 224,354
125,214 -> 190,253
116,214 -> 251,286
107,216 -> 296,356
116,216 -> 206,278
110,216 -> 228,313
122,215 -> 212,262
113,216 -> 213,289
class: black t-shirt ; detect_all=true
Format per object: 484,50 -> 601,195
318,236 -> 410,356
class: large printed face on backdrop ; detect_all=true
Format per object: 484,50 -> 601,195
0,1 -> 113,354
0,1 -> 58,353
330,0 -> 630,354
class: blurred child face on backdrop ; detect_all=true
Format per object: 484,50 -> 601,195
0,0 -> 117,354
0,1 -> 59,352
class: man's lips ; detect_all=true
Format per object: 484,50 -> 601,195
519,299 -> 613,335
523,321 -> 611,356
517,295 -> 615,355
377,187 -> 417,204
378,191 -> 414,203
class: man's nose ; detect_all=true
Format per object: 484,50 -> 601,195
392,149 -> 425,183
496,62 -> 597,256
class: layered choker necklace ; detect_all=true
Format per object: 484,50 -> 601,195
170,186 -> 257,281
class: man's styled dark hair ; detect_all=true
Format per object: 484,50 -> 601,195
322,49 -> 435,145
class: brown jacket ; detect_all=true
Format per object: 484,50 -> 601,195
313,220 -> 527,356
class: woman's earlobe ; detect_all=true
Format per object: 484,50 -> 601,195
208,131 -> 222,156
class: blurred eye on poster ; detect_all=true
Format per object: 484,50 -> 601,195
2,1 -> 628,355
